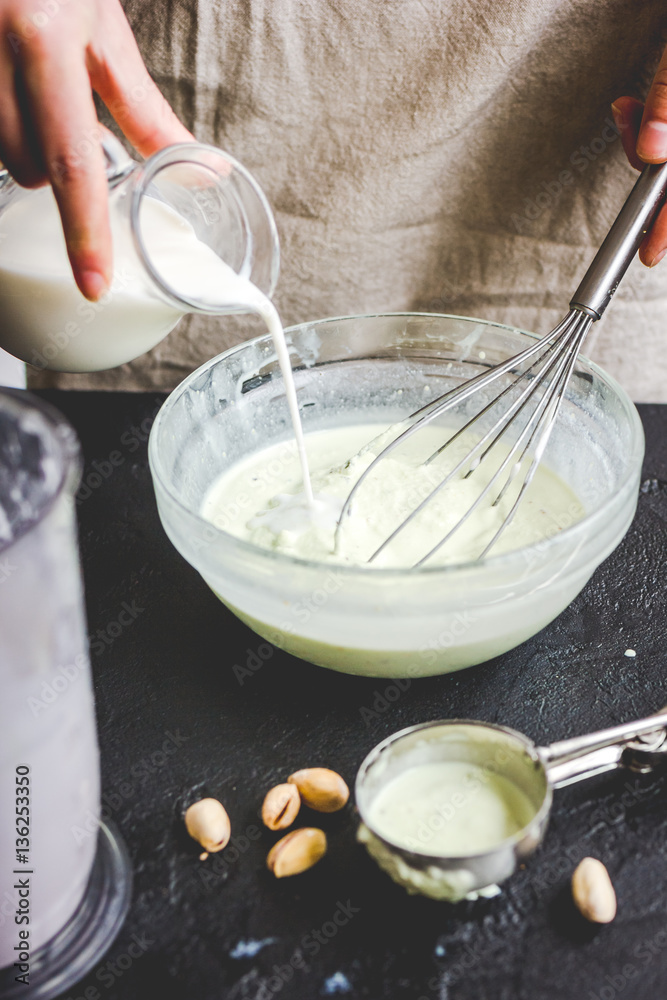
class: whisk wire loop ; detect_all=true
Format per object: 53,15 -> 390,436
476,319 -> 590,560
417,311 -> 592,566
365,313 -> 587,565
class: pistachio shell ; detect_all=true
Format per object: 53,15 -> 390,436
572,857 -> 617,923
262,783 -> 301,831
185,798 -> 231,853
287,768 -> 349,813
266,827 -> 327,878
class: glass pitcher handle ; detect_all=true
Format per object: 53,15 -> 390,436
0,133 -> 133,193
101,132 -> 135,188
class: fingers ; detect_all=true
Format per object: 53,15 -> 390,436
636,45 -> 667,163
639,204 -> 667,267
89,1 -> 193,158
0,49 -> 44,187
18,39 -> 112,300
611,94 -> 667,267
0,0 -> 190,304
610,96 -> 645,171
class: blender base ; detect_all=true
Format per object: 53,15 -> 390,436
0,821 -> 132,1000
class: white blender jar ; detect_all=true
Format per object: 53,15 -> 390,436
0,388 -> 132,998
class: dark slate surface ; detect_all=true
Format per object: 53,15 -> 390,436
41,389 -> 667,1000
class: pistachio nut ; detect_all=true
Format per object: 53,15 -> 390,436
266,827 -> 327,878
572,857 -> 617,923
262,782 -> 301,831
185,797 -> 231,855
287,768 -> 349,813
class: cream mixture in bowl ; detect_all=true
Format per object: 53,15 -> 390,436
200,422 -> 584,569
148,313 -> 644,678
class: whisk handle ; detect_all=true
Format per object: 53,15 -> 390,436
570,160 -> 667,319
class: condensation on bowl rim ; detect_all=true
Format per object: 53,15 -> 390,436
148,311 -> 644,582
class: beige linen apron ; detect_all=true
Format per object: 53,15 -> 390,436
30,0 -> 667,401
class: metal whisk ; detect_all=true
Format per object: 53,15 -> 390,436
337,159 -> 667,566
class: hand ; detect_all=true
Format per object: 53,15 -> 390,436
0,0 -> 193,299
612,44 -> 667,267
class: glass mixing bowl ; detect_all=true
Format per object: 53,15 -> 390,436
148,313 -> 644,678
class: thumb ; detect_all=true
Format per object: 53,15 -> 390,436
636,46 -> 667,163
610,96 -> 645,171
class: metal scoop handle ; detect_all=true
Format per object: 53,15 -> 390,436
538,708 -> 667,788
570,160 -> 667,319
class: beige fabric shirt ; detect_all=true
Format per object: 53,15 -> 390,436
30,0 -> 667,401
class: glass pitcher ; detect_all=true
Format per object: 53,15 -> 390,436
0,135 -> 280,373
